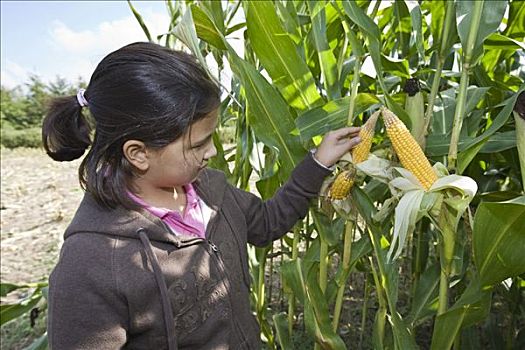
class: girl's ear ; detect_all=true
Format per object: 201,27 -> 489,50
123,140 -> 149,171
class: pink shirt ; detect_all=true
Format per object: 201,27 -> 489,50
129,183 -> 209,239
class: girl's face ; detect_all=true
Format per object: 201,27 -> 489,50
144,110 -> 218,190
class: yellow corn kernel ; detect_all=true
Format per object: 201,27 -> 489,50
382,108 -> 438,190
352,110 -> 380,164
329,170 -> 355,200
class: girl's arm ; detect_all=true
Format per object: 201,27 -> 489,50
47,234 -> 128,349
231,127 -> 360,246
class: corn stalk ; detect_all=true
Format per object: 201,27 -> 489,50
447,0 -> 484,171
287,225 -> 301,335
423,0 -> 456,138
331,217 -> 355,331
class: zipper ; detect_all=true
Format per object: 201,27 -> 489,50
208,240 -> 219,252
205,240 -> 251,347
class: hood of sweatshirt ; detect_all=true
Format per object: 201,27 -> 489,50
64,168 -> 227,244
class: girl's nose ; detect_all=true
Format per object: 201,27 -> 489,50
204,143 -> 217,160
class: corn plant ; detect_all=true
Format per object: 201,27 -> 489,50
2,1 -> 521,349
126,0 -> 525,348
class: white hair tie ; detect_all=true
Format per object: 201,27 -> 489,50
76,89 -> 89,107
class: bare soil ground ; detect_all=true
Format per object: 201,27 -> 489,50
1,148 -> 83,292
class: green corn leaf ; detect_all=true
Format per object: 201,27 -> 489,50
484,32 -> 525,50
333,236 -> 373,289
307,0 -> 341,100
515,107 -> 525,191
340,0 -> 411,125
458,87 -> 524,173
346,27 -> 364,58
280,258 -> 346,349
191,5 -> 227,50
273,312 -> 294,350
393,0 -> 411,58
504,0 -> 525,39
304,262 -> 347,350
407,1 -> 425,65
127,0 -> 153,42
430,277 -> 492,350
208,132 -> 233,181
352,187 -> 418,349
456,0 -> 508,65
408,264 -> 440,324
0,282 -> 47,298
296,93 -> 380,142
479,131 -> 517,153
281,259 -> 306,304
311,209 -> 342,247
228,50 -> 305,178
390,312 -> 419,350
424,0 -> 458,57
424,87 -> 518,159
244,1 -> 323,111
172,8 -> 209,69
381,55 -> 410,79
200,0 -> 225,35
274,0 -> 301,44
473,196 -> 525,287
0,291 -> 43,326
1,282 -> 24,297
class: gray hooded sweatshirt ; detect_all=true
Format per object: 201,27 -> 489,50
47,153 -> 332,349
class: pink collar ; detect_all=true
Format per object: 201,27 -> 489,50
128,183 -> 205,238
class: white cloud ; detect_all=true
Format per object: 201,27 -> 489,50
1,59 -> 31,89
50,21 -> 98,54
51,9 -> 169,54
3,8 -> 171,89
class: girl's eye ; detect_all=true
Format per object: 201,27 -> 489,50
192,136 -> 212,149
192,141 -> 207,150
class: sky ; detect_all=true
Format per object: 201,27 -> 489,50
1,1 -> 172,89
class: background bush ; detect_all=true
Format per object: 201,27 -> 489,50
1,75 -> 85,149
0,125 -> 42,149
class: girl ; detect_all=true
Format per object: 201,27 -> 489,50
43,42 -> 361,349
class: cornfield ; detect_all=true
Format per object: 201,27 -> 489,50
2,0 -> 525,349
142,1 -> 525,348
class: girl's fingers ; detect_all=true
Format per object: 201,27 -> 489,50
348,135 -> 362,148
336,135 -> 361,149
334,126 -> 361,139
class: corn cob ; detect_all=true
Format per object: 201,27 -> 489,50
351,110 -> 380,164
329,170 -> 355,200
382,108 -> 438,190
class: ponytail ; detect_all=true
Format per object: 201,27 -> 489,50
42,95 -> 92,161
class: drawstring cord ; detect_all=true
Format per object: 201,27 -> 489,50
137,228 -> 177,350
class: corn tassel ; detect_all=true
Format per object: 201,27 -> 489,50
382,108 -> 438,190
329,169 -> 355,200
352,110 -> 380,164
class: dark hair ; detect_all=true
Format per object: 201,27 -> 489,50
42,42 -> 220,209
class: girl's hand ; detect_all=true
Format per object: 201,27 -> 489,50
314,127 -> 361,168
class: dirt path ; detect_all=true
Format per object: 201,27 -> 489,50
1,148 -> 83,287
